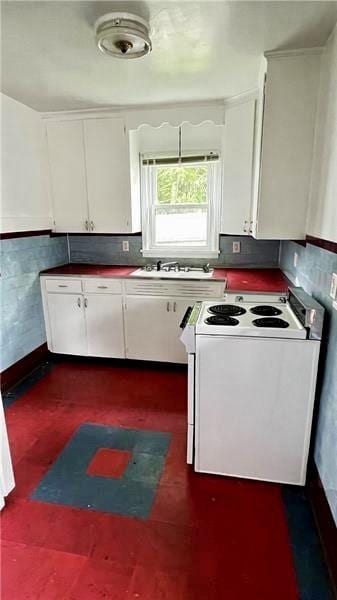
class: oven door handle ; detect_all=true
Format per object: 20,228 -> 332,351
180,306 -> 193,329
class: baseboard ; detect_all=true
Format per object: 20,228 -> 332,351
0,343 -> 49,393
307,465 -> 337,596
51,353 -> 188,371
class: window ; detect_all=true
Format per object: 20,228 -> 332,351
141,157 -> 221,258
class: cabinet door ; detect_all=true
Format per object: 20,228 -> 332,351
125,296 -> 195,364
47,293 -> 86,355
124,296 -> 174,363
84,118 -> 131,233
47,121 -> 89,232
85,294 -> 125,358
221,99 -> 256,235
256,53 -> 320,239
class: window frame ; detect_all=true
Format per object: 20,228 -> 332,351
141,158 -> 221,258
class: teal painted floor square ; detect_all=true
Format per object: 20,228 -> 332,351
31,423 -> 171,519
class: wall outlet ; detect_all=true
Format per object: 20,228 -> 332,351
293,252 -> 298,268
122,240 -> 129,252
330,273 -> 337,300
232,241 -> 241,253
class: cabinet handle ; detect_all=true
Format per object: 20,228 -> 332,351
85,220 -> 89,231
58,284 -> 68,288
97,285 -> 108,289
173,302 -> 177,312
166,302 -> 170,312
77,297 -> 81,307
84,298 -> 88,308
90,221 -> 95,231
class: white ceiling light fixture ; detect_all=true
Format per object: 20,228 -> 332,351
95,12 -> 152,59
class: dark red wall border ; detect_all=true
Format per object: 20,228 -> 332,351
0,343 -> 49,393
308,466 -> 337,596
68,232 -> 141,237
306,235 -> 337,254
1,230 -> 66,240
292,236 -> 337,254
0,230 -> 141,240
0,229 -> 54,240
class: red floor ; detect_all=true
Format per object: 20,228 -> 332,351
1,361 -> 299,599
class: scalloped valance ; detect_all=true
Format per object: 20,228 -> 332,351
125,101 -> 225,131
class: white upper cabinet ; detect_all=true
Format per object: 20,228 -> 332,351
221,97 -> 257,235
47,121 -> 89,232
255,50 -> 320,239
221,50 -> 320,240
46,117 -> 141,234
84,118 -> 135,233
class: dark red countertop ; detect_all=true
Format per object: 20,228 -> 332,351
223,268 -> 290,292
40,264 -> 290,293
40,264 -> 135,278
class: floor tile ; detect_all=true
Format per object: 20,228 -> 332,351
66,557 -> 133,600
89,514 -> 143,566
87,448 -> 132,478
136,520 -> 195,571
127,564 -> 190,600
1,539 -> 86,600
1,498 -> 55,548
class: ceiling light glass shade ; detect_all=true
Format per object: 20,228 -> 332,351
95,12 -> 152,59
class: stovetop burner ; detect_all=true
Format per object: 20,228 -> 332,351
250,305 -> 282,316
205,316 -> 239,326
252,317 -> 289,328
208,304 -> 246,317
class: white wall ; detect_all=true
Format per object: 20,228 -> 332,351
308,26 -> 337,243
0,93 -> 51,232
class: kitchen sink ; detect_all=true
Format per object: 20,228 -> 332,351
130,268 -> 214,279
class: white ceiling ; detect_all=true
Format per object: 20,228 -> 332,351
1,1 -> 337,112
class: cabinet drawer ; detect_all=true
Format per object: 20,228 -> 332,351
83,278 -> 123,294
45,278 -> 82,293
124,279 -> 224,298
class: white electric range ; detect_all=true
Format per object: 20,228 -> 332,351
180,288 -> 324,485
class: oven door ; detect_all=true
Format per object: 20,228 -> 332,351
180,303 -> 202,465
187,354 -> 195,464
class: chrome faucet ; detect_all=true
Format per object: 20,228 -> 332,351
157,261 -> 180,272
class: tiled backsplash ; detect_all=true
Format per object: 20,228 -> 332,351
0,234 -> 68,371
69,234 -> 280,268
280,240 -> 337,525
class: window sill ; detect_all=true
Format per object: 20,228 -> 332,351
141,248 -> 220,259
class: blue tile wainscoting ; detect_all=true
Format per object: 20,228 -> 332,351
0,234 -> 68,372
280,240 -> 337,526
68,234 -> 280,268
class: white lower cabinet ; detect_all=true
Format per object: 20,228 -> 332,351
125,296 -> 197,364
43,277 -> 125,358
47,293 -> 86,355
42,276 -> 224,363
86,294 -> 125,358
